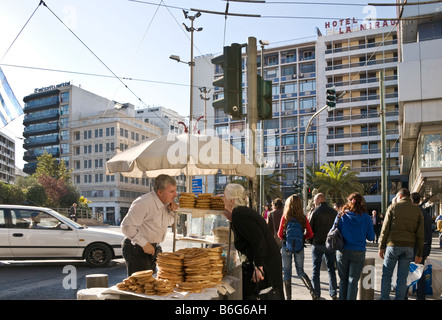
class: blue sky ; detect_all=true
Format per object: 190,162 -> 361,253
0,0 -> 397,168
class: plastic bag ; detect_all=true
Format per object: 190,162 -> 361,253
424,258 -> 442,299
407,262 -> 424,287
391,262 -> 423,291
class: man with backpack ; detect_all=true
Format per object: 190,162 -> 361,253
309,193 -> 339,300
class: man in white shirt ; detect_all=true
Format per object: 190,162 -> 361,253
121,174 -> 178,276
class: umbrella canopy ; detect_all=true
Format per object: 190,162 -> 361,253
105,133 -> 256,178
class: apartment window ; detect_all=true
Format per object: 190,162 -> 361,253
281,65 -> 296,77
300,132 -> 316,144
299,62 -> 315,74
282,152 -> 297,163
60,92 -> 69,103
282,117 -> 296,128
282,99 -> 296,111
60,117 -> 69,128
264,68 -> 278,79
300,97 -> 316,110
106,127 -> 115,136
60,104 -> 69,115
299,80 -> 315,92
282,134 -> 296,146
95,129 -> 103,138
84,130 -> 92,139
281,82 -> 297,94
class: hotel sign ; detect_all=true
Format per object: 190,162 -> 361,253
325,17 -> 397,35
34,81 -> 71,93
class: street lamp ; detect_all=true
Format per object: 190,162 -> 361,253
170,10 -> 202,194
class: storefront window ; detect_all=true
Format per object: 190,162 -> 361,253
419,133 -> 442,168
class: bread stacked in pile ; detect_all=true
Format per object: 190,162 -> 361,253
178,193 -> 225,211
116,247 -> 225,295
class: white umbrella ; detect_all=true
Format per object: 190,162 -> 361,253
105,133 -> 256,178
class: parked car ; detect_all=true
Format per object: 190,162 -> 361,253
0,205 -> 124,267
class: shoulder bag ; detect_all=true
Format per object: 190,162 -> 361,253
325,213 -> 344,251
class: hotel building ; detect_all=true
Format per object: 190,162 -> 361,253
317,21 -> 400,209
194,23 -> 402,209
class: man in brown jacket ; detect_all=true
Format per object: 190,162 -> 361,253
378,188 -> 424,300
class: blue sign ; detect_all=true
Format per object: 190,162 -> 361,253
192,178 -> 202,195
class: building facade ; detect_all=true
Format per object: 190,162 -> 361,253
195,24 -> 401,209
205,40 -> 318,199
397,0 -> 442,216
0,131 -> 15,184
22,83 -> 164,223
317,24 -> 400,209
135,106 -> 185,135
70,104 -> 163,224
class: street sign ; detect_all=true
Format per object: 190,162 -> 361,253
192,178 -> 202,195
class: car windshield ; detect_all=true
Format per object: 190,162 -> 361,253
46,208 -> 85,229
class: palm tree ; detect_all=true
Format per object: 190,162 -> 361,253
313,161 -> 363,205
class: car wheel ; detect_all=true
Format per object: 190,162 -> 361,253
84,243 -> 113,267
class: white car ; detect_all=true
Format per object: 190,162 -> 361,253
0,205 -> 124,267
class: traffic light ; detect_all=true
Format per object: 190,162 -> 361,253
257,75 -> 272,120
326,86 -> 337,108
211,43 -> 243,120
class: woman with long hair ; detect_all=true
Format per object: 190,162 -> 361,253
277,194 -> 316,300
336,192 -> 375,300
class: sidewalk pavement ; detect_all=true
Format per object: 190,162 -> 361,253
290,234 -> 442,300
162,230 -> 442,300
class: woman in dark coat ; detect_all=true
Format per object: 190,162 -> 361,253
223,183 -> 284,300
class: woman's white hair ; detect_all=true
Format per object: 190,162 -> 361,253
224,183 -> 248,207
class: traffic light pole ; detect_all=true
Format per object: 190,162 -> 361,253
247,36 -> 258,211
302,104 -> 328,213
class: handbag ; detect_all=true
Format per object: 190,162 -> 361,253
325,213 -> 344,251
271,212 -> 282,247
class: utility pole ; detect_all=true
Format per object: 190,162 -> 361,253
379,70 -> 388,214
247,36 -> 258,210
199,86 -> 210,193
182,10 -> 202,193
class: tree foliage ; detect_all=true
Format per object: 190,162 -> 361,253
313,161 -> 363,205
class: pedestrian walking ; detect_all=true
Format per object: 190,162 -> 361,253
267,198 -> 284,248
309,193 -> 338,300
336,192 -> 375,300
436,213 -> 442,249
372,210 -> 381,243
69,203 -> 77,222
410,192 -> 432,300
278,194 -> 317,300
379,188 -> 424,300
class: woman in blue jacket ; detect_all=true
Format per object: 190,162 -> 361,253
336,192 -> 375,300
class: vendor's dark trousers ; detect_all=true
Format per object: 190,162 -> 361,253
122,238 -> 161,276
